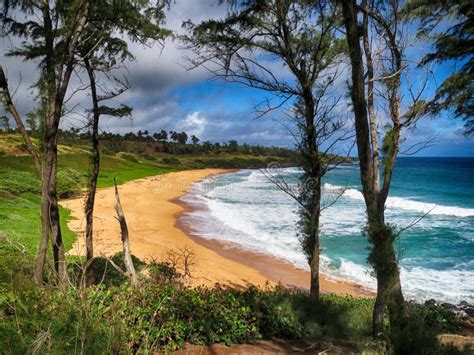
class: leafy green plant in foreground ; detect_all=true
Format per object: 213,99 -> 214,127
0,251 -> 465,354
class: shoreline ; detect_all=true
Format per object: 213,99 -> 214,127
62,168 -> 372,297
175,171 -> 374,297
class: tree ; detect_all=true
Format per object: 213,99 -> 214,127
160,129 -> 169,141
227,140 -> 238,152
0,66 -> 42,174
203,140 -> 212,150
186,0 -> 346,300
0,115 -> 9,131
339,0 -> 429,336
153,129 -> 168,142
191,135 -> 200,145
403,0 -> 473,135
79,0 -> 169,286
1,0 -> 92,283
169,130 -> 178,143
177,131 -> 188,144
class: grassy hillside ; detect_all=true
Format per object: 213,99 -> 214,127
0,138 -> 178,259
0,132 -> 293,258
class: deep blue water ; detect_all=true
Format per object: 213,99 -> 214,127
182,158 -> 474,302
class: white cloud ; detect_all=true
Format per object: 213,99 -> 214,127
179,111 -> 207,137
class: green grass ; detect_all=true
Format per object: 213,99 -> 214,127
0,153 -> 177,189
0,193 -> 75,258
0,153 -> 177,258
0,141 -> 276,259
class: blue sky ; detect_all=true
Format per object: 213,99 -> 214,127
0,0 -> 472,157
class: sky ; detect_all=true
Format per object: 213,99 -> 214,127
0,0 -> 472,157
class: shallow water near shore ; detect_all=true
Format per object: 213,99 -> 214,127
181,158 -> 474,303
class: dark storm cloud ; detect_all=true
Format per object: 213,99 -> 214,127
0,1 -> 472,155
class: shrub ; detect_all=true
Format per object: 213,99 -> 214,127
161,157 -> 180,166
390,302 -> 463,354
121,153 -> 139,163
0,170 -> 40,195
69,252 -> 147,287
142,153 -> 156,161
57,167 -> 86,197
101,147 -> 116,156
148,261 -> 181,284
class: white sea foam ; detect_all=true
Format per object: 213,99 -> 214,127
181,169 -> 474,303
321,258 -> 474,303
323,183 -> 474,218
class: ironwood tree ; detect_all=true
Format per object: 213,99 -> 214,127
339,0 -> 429,337
1,0 -> 92,284
78,0 -> 170,286
185,0 -> 347,300
403,0 -> 473,136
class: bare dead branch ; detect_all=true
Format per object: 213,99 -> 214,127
113,177 -> 138,286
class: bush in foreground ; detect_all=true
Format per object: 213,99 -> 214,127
0,253 -> 467,354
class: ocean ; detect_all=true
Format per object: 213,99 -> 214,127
180,158 -> 474,303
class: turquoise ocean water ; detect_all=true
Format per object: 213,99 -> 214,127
181,158 -> 474,302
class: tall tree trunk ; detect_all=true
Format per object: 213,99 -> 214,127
84,59 -> 100,286
39,122 -> 67,283
34,0 -> 90,284
309,184 -> 321,300
114,178 -> 137,286
50,148 -> 67,282
35,171 -> 50,285
340,0 -> 405,337
36,127 -> 67,284
361,6 -> 380,190
339,0 -> 374,203
303,89 -> 322,301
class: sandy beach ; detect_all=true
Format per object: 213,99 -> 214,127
62,169 -> 372,297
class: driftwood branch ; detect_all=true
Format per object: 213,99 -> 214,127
113,177 -> 138,286
0,65 -> 42,175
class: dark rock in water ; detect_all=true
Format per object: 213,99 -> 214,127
425,299 -> 437,306
464,307 -> 474,316
441,302 -> 457,310
459,301 -> 472,307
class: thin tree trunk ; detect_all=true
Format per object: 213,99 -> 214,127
45,122 -> 67,282
114,177 -> 137,286
309,194 -> 321,300
0,65 -> 42,176
36,129 -> 67,284
303,89 -> 322,301
51,156 -> 67,282
84,59 -> 100,286
361,7 -> 380,191
35,172 -> 50,285
339,0 -> 374,204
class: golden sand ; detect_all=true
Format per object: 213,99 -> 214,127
61,169 -> 372,296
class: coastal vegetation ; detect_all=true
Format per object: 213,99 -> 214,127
0,0 -> 472,354
0,244 -> 464,354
